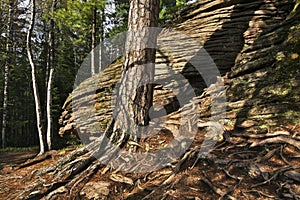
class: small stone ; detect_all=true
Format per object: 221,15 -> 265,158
80,181 -> 110,200
291,53 -> 299,60
110,173 -> 134,185
237,120 -> 257,128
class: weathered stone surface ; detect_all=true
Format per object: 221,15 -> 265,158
59,0 -> 298,138
79,181 -> 110,200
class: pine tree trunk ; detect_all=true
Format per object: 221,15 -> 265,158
113,0 -> 160,145
26,0 -> 45,155
1,0 -> 12,149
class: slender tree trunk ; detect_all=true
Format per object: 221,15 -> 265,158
113,0 -> 160,146
98,5 -> 105,71
26,0 -> 45,155
46,69 -> 54,150
46,0 -> 56,151
91,7 -> 96,76
1,0 -> 12,149
98,37 -> 102,71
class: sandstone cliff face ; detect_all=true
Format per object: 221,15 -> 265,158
59,0 -> 298,140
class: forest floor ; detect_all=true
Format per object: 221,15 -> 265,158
0,150 -> 38,168
0,149 -> 68,199
0,125 -> 299,200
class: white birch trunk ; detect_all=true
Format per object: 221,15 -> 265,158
26,0 -> 45,155
98,37 -> 102,71
46,68 -> 54,150
45,0 -> 56,151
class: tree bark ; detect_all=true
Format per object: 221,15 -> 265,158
113,0 -> 160,146
26,0 -> 45,155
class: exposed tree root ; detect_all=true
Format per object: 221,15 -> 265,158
16,151 -> 54,170
250,135 -> 300,150
3,126 -> 297,200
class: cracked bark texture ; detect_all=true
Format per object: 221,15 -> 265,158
113,0 -> 160,141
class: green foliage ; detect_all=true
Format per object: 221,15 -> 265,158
106,0 -> 129,37
106,0 -> 190,37
159,0 -> 189,25
51,0 -> 105,45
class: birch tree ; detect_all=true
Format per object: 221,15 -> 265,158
45,0 -> 57,151
26,0 -> 45,155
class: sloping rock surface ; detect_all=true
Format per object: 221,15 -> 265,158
59,0 -> 296,139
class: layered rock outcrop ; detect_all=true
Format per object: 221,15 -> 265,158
59,0 -> 298,141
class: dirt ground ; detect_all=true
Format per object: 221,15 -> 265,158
0,151 -> 38,169
0,149 -> 63,200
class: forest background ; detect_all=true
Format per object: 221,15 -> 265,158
0,0 -> 191,149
